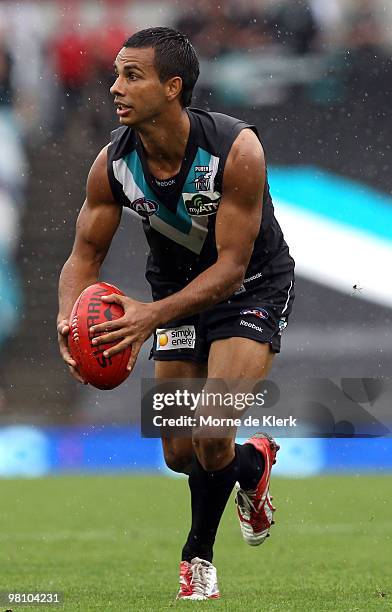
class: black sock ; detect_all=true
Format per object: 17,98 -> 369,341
181,451 -> 240,563
236,442 -> 265,491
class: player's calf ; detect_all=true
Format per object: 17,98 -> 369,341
161,437 -> 194,474
192,436 -> 234,471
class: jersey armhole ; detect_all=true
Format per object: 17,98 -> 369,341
215,122 -> 261,191
106,138 -> 132,209
106,142 -> 127,207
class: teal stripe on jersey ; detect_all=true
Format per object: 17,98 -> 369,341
182,147 -> 212,193
124,151 -> 192,234
177,147 -> 213,219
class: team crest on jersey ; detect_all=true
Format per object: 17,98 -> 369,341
129,197 -> 159,218
193,166 -> 212,191
183,192 -> 221,216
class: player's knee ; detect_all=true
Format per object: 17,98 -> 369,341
192,437 -> 232,471
163,449 -> 192,474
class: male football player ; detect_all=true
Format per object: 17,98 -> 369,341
57,27 -> 294,600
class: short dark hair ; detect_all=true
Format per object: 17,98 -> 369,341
123,27 -> 199,107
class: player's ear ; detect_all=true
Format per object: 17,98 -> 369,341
166,76 -> 183,102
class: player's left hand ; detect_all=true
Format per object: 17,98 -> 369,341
89,294 -> 158,372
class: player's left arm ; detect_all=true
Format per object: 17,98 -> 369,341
91,129 -> 265,371
155,128 -> 265,316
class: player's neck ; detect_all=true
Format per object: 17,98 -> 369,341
136,109 -> 190,176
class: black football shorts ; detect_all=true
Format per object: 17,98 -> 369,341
150,278 -> 294,363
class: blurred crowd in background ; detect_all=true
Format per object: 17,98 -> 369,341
0,0 -> 391,137
0,0 -> 392,422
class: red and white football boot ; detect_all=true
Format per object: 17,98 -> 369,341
235,432 -> 280,546
176,557 -> 220,600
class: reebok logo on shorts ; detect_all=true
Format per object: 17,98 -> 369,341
156,325 -> 196,350
240,320 -> 263,333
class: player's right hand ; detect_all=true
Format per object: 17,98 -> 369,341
57,318 -> 88,384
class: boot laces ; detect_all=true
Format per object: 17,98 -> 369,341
190,560 -> 213,597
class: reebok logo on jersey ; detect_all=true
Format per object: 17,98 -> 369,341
234,272 -> 263,295
154,177 -> 176,187
240,320 -> 263,333
183,192 -> 221,216
156,325 -> 196,350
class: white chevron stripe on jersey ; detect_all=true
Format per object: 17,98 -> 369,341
209,154 -> 220,192
149,214 -> 208,254
112,158 -> 144,219
112,158 -> 209,254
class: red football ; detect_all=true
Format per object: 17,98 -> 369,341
68,282 -> 131,390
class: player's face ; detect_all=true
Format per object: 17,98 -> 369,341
110,47 -> 168,126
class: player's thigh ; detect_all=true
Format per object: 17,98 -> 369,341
208,337 -> 274,379
155,360 -> 207,470
203,338 -> 273,448
191,340 -> 274,468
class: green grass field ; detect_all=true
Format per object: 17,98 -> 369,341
0,474 -> 391,611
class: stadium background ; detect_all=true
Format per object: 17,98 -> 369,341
0,3 -> 391,610
0,3 -> 391,481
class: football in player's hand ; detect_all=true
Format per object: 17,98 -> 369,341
68,282 -> 131,390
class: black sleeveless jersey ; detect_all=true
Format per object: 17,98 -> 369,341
107,108 -> 294,300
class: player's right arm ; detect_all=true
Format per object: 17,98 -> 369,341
57,145 -> 121,383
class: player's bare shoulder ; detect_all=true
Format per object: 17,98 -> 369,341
223,128 -> 265,203
74,145 -> 121,249
86,145 -> 117,206
229,128 -> 265,166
